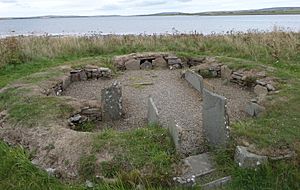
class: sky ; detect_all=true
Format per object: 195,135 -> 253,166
0,0 -> 299,17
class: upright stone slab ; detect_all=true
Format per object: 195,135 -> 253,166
101,81 -> 123,121
203,89 -> 229,147
168,120 -> 183,153
147,97 -> 159,125
184,70 -> 204,93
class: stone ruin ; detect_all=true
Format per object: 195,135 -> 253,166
46,52 -> 281,188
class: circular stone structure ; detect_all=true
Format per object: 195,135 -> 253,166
62,55 -> 256,155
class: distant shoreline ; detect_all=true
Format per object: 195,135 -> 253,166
1,6 -> 299,20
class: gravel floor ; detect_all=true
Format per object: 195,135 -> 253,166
63,69 -> 255,155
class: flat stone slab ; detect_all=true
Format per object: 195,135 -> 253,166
234,146 -> 268,168
203,89 -> 229,147
147,97 -> 159,125
182,153 -> 215,179
201,176 -> 231,190
184,69 -> 204,93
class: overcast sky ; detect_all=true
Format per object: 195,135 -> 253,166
0,0 -> 299,17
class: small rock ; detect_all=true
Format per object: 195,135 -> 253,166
254,85 -> 268,97
234,146 -> 268,168
221,65 -> 232,81
125,59 -> 140,70
85,180 -> 94,188
244,102 -> 265,117
46,168 -> 56,176
152,57 -> 167,68
266,84 -> 275,91
140,60 -> 153,70
256,80 -> 267,86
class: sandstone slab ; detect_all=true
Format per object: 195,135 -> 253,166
147,97 -> 159,125
203,89 -> 229,147
101,81 -> 123,121
184,70 -> 204,93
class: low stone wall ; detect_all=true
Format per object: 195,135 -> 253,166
113,52 -> 182,70
147,96 -> 159,125
202,89 -> 230,148
184,70 -> 204,94
49,66 -> 112,96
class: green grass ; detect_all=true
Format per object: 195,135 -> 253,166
88,126 -> 179,187
0,141 -> 71,190
212,148 -> 300,190
0,87 -> 73,127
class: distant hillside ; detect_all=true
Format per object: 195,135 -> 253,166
147,7 -> 300,16
1,7 -> 299,20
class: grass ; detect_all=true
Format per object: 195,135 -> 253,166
88,126 -> 179,187
0,31 -> 299,189
0,87 -> 73,127
212,148 -> 300,190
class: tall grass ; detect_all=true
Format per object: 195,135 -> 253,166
0,30 -> 299,68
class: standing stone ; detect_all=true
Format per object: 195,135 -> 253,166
221,65 -> 232,81
101,81 -> 123,121
254,85 -> 268,97
125,59 -> 140,70
140,60 -> 153,70
203,89 -> 229,147
234,146 -> 268,168
184,70 -> 204,93
153,57 -> 167,68
147,97 -> 159,125
168,120 -> 183,153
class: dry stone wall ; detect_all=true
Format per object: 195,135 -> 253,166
49,66 -> 112,96
114,52 -> 182,71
